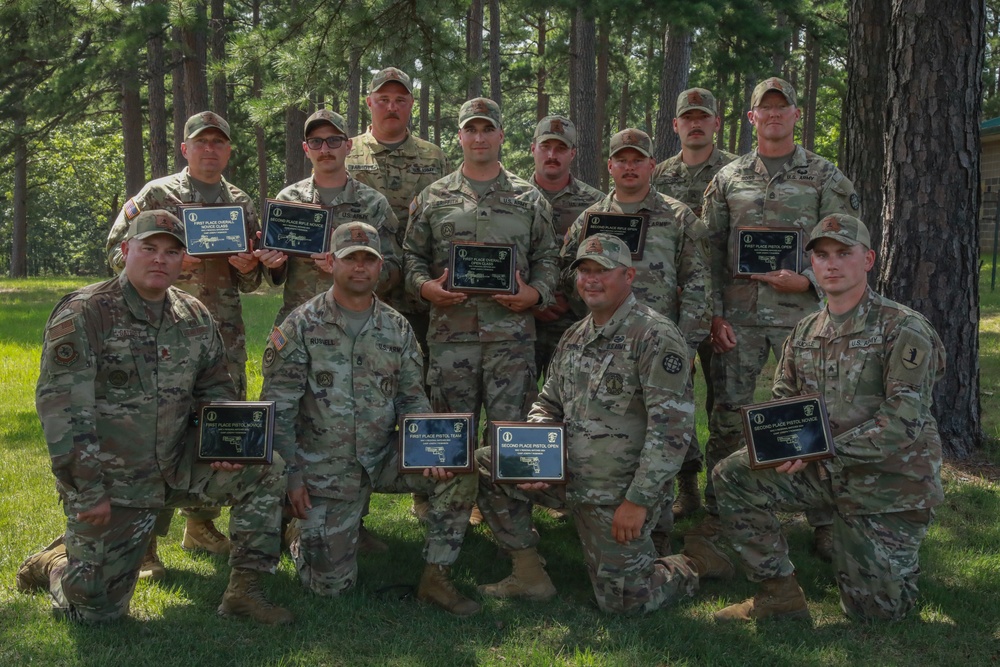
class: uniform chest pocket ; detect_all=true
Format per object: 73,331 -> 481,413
591,356 -> 637,417
841,347 -> 884,403
97,338 -> 142,399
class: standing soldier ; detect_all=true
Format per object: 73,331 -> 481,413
561,128 -> 711,555
651,88 -> 737,524
698,77 -> 860,560
105,112 -> 270,573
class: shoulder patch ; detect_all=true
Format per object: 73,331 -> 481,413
269,326 -> 287,351
47,318 -> 77,341
888,327 -> 935,386
53,341 -> 79,367
263,347 -> 276,368
661,353 -> 684,375
123,197 -> 142,220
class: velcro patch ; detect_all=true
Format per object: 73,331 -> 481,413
123,197 -> 142,220
269,326 -> 287,351
47,319 -> 77,341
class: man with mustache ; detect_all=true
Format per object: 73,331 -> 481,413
560,129 -> 711,556
651,88 -> 737,529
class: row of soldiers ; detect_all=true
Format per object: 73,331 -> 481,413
19,67 -> 945,625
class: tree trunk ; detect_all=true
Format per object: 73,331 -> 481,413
466,0 -> 483,99
596,17 -> 610,190
182,1 -> 209,114
419,77 -> 430,140
801,28 -> 821,151
172,25 -> 187,171
489,0 -> 501,106
284,106 -> 308,185
11,111 -> 27,278
728,71 -> 740,154
210,0 -> 227,118
737,72 -> 755,154
845,0 -> 891,267
434,88 -> 441,146
654,25 -> 692,161
147,14 -> 169,179
569,10 -> 578,125
773,11 -> 788,73
536,13 -> 549,120
878,0 -> 984,458
252,0 -> 267,203
643,33 -> 655,133
121,76 -> 146,195
348,48 -> 362,136
571,7 -> 599,187
715,68 -> 727,150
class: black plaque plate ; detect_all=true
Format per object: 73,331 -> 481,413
178,204 -> 249,256
261,199 -> 332,256
398,413 -> 475,473
581,212 -> 649,260
741,394 -> 835,470
733,226 -> 801,278
196,401 -> 274,464
491,422 -> 567,484
446,242 -> 517,294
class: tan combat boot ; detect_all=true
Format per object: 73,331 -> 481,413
218,568 -> 294,625
714,574 -> 811,622
17,535 -> 67,593
682,535 -> 735,580
672,470 -> 702,520
410,493 -> 431,523
416,564 -> 481,616
358,523 -> 389,554
478,547 -> 557,601
468,504 -> 485,527
651,531 -> 673,557
139,536 -> 167,581
812,525 -> 834,562
685,513 -> 722,541
182,519 -> 231,555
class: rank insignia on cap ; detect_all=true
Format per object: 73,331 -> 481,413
585,238 -> 604,253
822,219 -> 842,232
471,100 -> 488,114
766,78 -> 783,90
550,119 -> 564,134
350,227 -> 370,243
124,198 -> 141,221
269,326 -> 287,351
622,130 -> 638,145
688,91 -> 703,105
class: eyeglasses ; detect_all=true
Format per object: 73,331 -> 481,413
305,136 -> 347,150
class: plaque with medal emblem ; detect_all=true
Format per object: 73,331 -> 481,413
261,199 -> 332,256
581,212 -> 649,260
732,226 -> 801,278
178,204 -> 250,256
740,394 -> 835,470
398,413 -> 475,473
446,241 -> 517,294
490,422 -> 567,484
196,401 -> 274,464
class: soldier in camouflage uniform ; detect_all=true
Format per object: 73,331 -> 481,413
105,112 -> 269,570
403,98 -> 560,482
260,222 -> 479,616
712,215 -> 945,622
19,211 -> 291,625
698,78 -> 860,558
560,128 -> 711,554
475,235 -> 733,614
269,109 -> 401,327
652,88 -> 738,522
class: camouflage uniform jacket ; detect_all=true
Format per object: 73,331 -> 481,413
773,287 -> 945,515
529,293 -> 694,508
260,290 -> 429,498
404,165 -> 560,343
561,186 -> 712,352
347,129 -> 449,314
272,175 -> 401,325
704,145 -> 859,328
35,272 -> 235,516
529,172 -> 605,241
106,168 -> 264,368
652,146 -> 738,217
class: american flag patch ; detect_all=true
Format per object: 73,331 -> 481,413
47,319 -> 76,341
123,198 -> 141,220
269,326 -> 287,350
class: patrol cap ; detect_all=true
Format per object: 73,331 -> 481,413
609,128 -> 653,158
570,233 -> 633,270
805,214 -> 871,251
533,115 -> 577,149
184,111 -> 231,141
369,67 -> 413,95
458,97 -> 502,129
676,88 -> 718,117
125,209 -> 186,248
304,109 -> 348,137
750,76 -> 798,108
332,221 -> 382,259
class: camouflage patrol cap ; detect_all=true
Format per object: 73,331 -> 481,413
750,77 -> 798,108
332,221 -> 383,259
369,67 -> 413,94
609,128 -> 653,158
533,115 -> 577,149
806,214 -> 871,251
304,109 -> 348,137
458,97 -> 502,129
570,233 -> 633,270
676,88 -> 718,117
125,209 -> 186,247
184,111 -> 231,141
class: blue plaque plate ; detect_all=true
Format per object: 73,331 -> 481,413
491,421 -> 566,484
733,226 -> 801,277
398,413 -> 475,473
196,401 -> 274,464
741,394 -> 835,469
179,204 -> 249,256
582,212 -> 648,260
446,242 -> 517,294
262,199 -> 332,256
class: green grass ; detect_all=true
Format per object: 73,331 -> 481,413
2,274 -> 1000,666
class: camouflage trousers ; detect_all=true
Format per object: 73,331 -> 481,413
654,365 -> 700,535
714,449 -> 932,621
427,340 -> 536,441
290,448 -> 476,597
475,448 -> 698,615
47,454 -> 286,623
705,324 -> 831,529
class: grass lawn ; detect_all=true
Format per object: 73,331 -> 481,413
1,272 -> 999,666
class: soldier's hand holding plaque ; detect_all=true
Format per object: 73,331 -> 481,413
261,199 -> 332,256
582,212 -> 648,260
733,226 -> 802,278
490,422 -> 567,484
740,394 -> 835,470
196,401 -> 274,464
446,241 -> 517,294
398,413 -> 475,473
178,204 -> 250,256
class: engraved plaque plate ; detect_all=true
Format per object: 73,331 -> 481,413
398,413 -> 475,473
581,212 -> 649,260
741,394 -> 835,470
178,204 -> 249,256
491,422 -> 567,484
262,199 -> 332,256
446,241 -> 517,294
196,401 -> 274,464
733,226 -> 801,278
